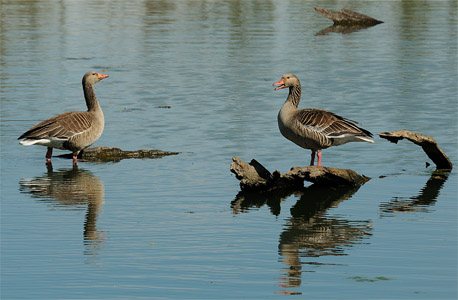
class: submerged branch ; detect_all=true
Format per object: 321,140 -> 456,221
378,130 -> 453,171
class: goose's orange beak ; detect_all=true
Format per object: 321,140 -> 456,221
98,73 -> 109,80
273,78 -> 285,90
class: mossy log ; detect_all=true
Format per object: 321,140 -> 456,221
58,146 -> 179,162
314,7 -> 383,26
378,130 -> 453,171
230,157 -> 370,192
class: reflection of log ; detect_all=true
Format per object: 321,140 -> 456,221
58,146 -> 179,162
378,130 -> 453,171
380,172 -> 449,215
230,157 -> 370,192
231,188 -> 288,216
315,25 -> 373,36
314,7 -> 383,26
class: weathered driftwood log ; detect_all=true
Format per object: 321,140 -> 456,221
378,130 -> 453,171
314,7 -> 383,26
58,146 -> 179,162
230,157 -> 370,192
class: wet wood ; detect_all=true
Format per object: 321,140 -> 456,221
58,146 -> 179,162
378,130 -> 453,171
230,157 -> 370,192
314,7 -> 383,26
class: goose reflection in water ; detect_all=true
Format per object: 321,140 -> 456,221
279,185 -> 372,291
19,163 -> 105,262
380,173 -> 449,216
232,185 -> 372,294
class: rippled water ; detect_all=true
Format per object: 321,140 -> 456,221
1,1 -> 457,299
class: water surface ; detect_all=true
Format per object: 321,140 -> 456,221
1,1 -> 457,299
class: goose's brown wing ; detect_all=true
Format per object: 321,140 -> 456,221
18,111 -> 93,140
295,109 -> 373,138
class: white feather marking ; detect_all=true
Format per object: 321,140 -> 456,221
19,138 -> 67,149
330,134 -> 374,146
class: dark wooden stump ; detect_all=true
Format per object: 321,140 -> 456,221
230,157 -> 370,192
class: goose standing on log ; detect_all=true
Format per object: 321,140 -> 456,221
18,71 -> 109,164
274,74 -> 374,166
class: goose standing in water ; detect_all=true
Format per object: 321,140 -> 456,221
274,73 -> 374,166
18,71 -> 109,164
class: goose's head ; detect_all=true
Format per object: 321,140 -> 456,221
273,74 -> 300,90
83,71 -> 109,85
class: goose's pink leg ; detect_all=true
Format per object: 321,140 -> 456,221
46,147 -> 53,162
72,154 -> 78,165
317,151 -> 322,166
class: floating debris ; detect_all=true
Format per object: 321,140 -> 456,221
315,7 -> 383,26
347,276 -> 392,282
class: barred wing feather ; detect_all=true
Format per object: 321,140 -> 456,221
295,109 -> 373,138
18,111 -> 93,140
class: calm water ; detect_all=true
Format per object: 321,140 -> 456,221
1,0 -> 457,299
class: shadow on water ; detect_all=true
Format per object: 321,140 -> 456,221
231,184 -> 372,294
380,172 -> 450,216
315,24 -> 375,36
231,188 -> 297,217
18,163 -> 105,263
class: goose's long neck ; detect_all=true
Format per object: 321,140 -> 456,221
286,84 -> 301,109
83,80 -> 100,112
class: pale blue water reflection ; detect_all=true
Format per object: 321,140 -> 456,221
1,0 -> 457,299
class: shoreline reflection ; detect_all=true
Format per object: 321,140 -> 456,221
19,163 -> 106,263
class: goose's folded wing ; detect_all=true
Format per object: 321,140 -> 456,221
295,109 -> 373,138
18,111 -> 93,140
